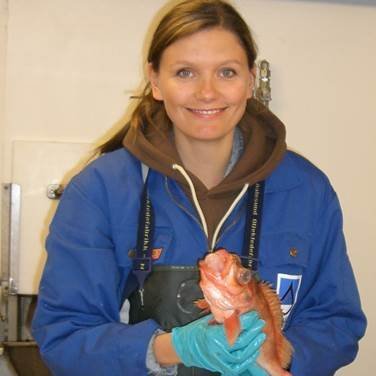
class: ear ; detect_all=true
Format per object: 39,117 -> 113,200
147,63 -> 163,101
247,66 -> 257,99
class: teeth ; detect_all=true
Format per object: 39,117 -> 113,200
191,108 -> 222,115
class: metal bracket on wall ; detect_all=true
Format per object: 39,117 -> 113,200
1,184 -> 21,343
46,184 -> 64,200
255,59 -> 272,108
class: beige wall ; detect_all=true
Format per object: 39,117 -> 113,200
240,2 -> 376,374
0,0 -> 7,250
0,0 -> 374,374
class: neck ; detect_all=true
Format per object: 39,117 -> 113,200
174,132 -> 234,189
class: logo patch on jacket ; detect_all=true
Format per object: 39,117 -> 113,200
276,273 -> 302,320
151,248 -> 163,260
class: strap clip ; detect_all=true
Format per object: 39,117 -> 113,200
133,257 -> 152,272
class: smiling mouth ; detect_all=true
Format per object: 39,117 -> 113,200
187,107 -> 227,116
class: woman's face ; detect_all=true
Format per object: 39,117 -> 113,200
149,27 -> 255,146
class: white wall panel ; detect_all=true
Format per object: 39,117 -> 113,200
11,140 -> 91,294
0,0 -> 8,255
3,0 -> 167,181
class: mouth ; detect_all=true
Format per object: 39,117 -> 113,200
187,107 -> 227,117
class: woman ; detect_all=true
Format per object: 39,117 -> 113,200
32,1 -> 366,375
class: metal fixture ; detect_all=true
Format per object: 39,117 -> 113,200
1,184 -> 21,342
46,184 -> 64,200
255,59 -> 272,108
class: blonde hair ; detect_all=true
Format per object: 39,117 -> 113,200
99,0 -> 258,153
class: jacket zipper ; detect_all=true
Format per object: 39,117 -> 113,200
171,164 -> 249,251
164,177 -> 206,234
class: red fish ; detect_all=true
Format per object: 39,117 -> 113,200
196,248 -> 293,376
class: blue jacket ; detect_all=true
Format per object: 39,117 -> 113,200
32,148 -> 366,375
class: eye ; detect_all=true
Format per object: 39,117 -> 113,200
220,68 -> 236,79
176,69 -> 194,79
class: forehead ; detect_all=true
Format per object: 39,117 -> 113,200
159,27 -> 248,68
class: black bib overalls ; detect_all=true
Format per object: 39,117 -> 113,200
127,169 -> 264,375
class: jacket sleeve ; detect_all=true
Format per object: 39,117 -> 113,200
31,174 -> 160,375
284,188 -> 367,375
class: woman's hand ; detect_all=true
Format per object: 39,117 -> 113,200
170,311 -> 266,374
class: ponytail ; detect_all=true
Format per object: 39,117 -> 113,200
97,84 -> 170,155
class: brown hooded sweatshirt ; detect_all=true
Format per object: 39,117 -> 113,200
123,99 -> 286,247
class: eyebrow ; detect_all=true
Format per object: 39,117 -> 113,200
169,59 -> 243,67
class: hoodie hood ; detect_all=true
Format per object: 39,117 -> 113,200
123,98 -> 286,198
123,98 -> 286,245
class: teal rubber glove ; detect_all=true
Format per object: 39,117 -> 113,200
171,311 -> 266,375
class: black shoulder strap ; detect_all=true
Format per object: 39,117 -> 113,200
132,164 -> 153,306
241,181 -> 265,272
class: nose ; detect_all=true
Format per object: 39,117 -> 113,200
195,76 -> 218,102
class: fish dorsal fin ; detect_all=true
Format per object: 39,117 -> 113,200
258,282 -> 293,368
224,311 -> 241,347
259,282 -> 284,328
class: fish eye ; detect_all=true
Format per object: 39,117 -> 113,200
237,269 -> 252,285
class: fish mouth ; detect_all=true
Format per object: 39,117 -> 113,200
199,252 -> 237,286
200,260 -> 223,275
202,251 -> 228,273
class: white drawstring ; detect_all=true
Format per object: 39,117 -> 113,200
172,163 -> 250,251
211,183 -> 249,250
172,164 -> 208,237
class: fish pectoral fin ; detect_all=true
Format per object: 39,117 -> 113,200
195,299 -> 210,312
224,311 -> 241,347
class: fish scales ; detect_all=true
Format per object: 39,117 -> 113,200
196,248 -> 293,376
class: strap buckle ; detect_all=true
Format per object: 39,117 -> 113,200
133,257 -> 152,272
